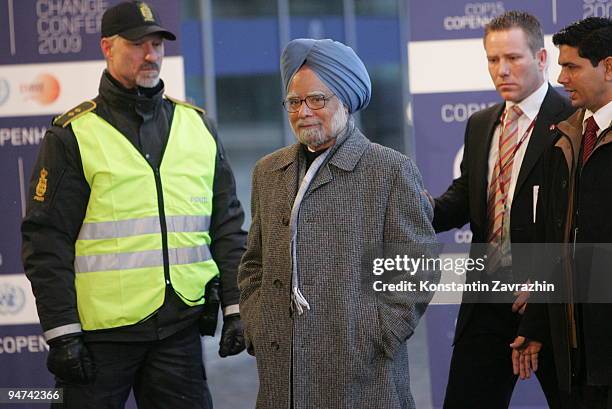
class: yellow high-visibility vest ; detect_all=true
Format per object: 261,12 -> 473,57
71,103 -> 219,330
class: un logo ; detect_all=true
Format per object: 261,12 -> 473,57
0,283 -> 26,315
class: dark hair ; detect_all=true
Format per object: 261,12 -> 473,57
484,11 -> 544,55
553,17 -> 612,67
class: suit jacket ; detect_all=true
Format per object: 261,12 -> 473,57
433,84 -> 574,343
238,121 -> 438,409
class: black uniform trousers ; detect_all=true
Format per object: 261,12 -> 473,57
443,303 -> 562,409
52,323 -> 212,409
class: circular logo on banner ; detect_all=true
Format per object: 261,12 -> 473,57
0,78 -> 9,106
34,73 -> 61,105
0,283 -> 26,315
20,73 -> 61,106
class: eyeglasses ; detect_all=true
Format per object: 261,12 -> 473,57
282,94 -> 335,113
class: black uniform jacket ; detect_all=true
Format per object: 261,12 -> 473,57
433,85 -> 574,343
22,71 -> 246,342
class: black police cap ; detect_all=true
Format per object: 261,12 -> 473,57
101,1 -> 176,41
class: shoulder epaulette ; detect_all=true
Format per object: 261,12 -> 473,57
164,95 -> 206,115
53,100 -> 96,128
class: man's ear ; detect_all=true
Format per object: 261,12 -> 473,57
604,56 -> 612,82
536,47 -> 547,71
100,38 -> 112,60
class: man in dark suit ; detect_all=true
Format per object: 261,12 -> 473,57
512,17 -> 612,409
433,11 -> 574,409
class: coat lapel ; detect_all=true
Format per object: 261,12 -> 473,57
307,125 -> 370,195
282,160 -> 300,203
307,164 -> 333,193
513,85 -> 563,199
473,104 -> 504,228
269,144 -> 301,203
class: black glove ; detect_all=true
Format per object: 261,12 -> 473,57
47,335 -> 95,384
218,313 -> 245,357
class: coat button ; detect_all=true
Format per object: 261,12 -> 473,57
561,180 -> 567,189
273,279 -> 283,289
270,341 -> 280,351
556,218 -> 562,228
282,216 -> 289,226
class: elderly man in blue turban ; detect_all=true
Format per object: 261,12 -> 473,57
238,38 -> 438,409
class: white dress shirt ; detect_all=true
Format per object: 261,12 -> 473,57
583,100 -> 612,137
486,81 -> 549,207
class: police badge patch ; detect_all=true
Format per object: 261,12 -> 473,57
139,3 -> 155,22
34,168 -> 48,202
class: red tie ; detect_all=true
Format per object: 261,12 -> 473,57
582,116 -> 599,165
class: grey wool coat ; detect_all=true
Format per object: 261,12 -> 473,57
238,122 -> 438,409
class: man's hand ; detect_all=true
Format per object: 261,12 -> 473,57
510,336 -> 542,380
219,313 -> 246,357
47,335 -> 95,384
512,279 -> 531,314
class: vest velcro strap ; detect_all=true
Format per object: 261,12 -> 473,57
75,244 -> 212,273
78,215 -> 211,240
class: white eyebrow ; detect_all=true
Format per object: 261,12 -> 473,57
286,91 -> 327,99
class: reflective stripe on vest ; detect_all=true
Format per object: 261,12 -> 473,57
74,244 -> 212,273
77,215 -> 211,240
71,104 -> 219,331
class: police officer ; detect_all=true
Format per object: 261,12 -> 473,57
21,2 -> 246,408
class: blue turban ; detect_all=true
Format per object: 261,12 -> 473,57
281,38 -> 371,114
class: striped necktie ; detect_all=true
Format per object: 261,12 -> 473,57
487,105 -> 523,245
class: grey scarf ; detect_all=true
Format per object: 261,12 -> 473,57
289,120 -> 355,314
